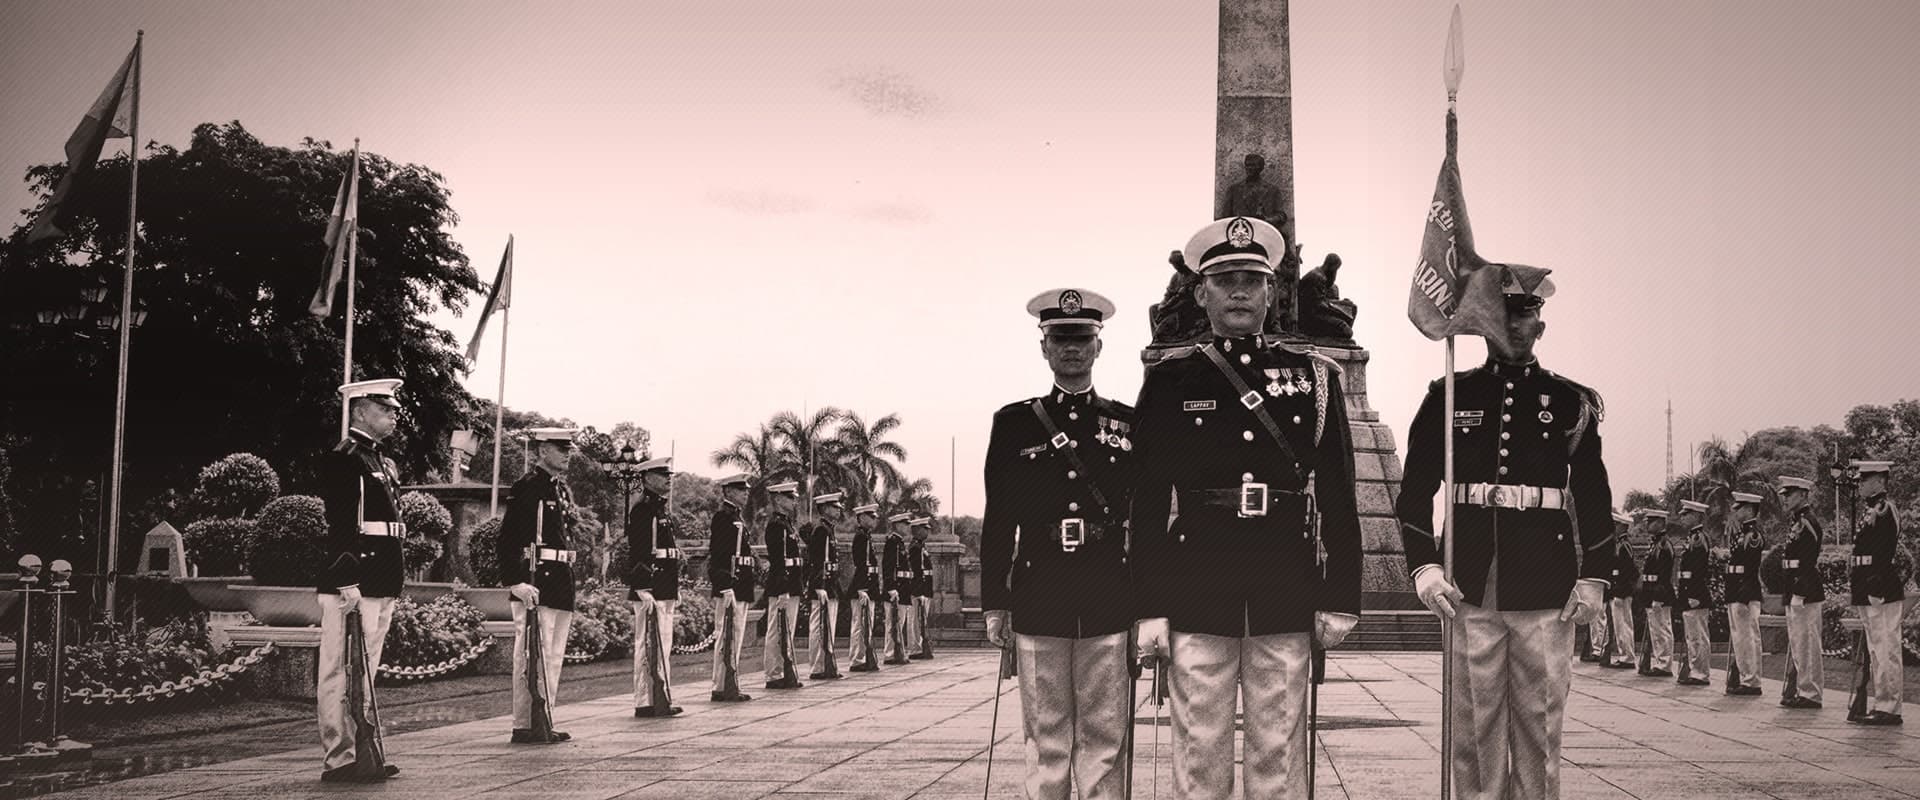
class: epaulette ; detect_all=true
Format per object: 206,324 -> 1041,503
1270,339 -> 1345,375
333,438 -> 361,454
1428,365 -> 1487,391
1546,370 -> 1605,422
1095,396 -> 1135,415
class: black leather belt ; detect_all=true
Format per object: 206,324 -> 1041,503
1179,486 -> 1309,519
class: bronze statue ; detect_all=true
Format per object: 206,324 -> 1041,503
1220,154 -> 1289,234
1298,253 -> 1357,343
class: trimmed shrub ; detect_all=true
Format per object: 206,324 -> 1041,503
190,453 -> 280,518
248,495 -> 328,587
182,517 -> 254,576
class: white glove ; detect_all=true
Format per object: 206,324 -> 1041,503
1789,594 -> 1804,607
636,589 -> 655,609
857,590 -> 870,602
1414,566 -> 1463,620
984,610 -> 1010,649
1314,611 -> 1359,648
888,589 -> 900,603
720,588 -> 736,604
815,589 -> 830,605
1687,598 -> 1701,609
1135,617 -> 1170,665
1869,595 -> 1885,606
337,585 -> 363,608
1562,579 -> 1605,625
509,582 -> 539,605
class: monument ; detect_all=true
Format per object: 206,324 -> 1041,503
1145,0 -> 1413,608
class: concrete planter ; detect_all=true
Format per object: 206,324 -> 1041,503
176,576 -> 254,612
403,581 -> 460,604
233,585 -> 322,627
458,587 -> 514,621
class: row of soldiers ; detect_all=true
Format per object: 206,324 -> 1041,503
1584,464 -> 1906,725
308,382 -> 950,781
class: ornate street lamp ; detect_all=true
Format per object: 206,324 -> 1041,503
1828,456 -> 1860,546
598,440 -> 646,583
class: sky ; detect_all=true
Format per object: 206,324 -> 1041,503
5,0 -> 1918,516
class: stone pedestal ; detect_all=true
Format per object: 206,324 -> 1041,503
404,483 -> 501,583
927,540 -> 966,626
1314,342 -> 1417,609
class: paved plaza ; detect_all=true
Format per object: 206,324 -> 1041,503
30,651 -> 1920,800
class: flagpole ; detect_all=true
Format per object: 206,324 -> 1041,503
338,140 -> 360,438
1440,335 -> 1456,800
489,303 -> 510,517
104,31 -> 144,622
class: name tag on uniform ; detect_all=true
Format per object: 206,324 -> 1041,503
1019,444 -> 1046,457
1680,571 -> 1693,579
1183,400 -> 1217,412
1454,410 -> 1484,427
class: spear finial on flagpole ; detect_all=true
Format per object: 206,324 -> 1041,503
1445,5 -> 1465,109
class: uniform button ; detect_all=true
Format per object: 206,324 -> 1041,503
1505,382 -> 1514,390
1542,432 -> 1550,440
1502,414 -> 1511,422
1066,470 -> 1078,479
1070,439 -> 1079,448
1194,417 -> 1204,426
1068,411 -> 1079,421
1027,453 -> 1036,460
1243,430 -> 1255,441
1504,397 -> 1514,406
1178,535 -> 1186,543
1498,466 -> 1509,475
1242,472 -> 1255,482
1500,432 -> 1510,440
1499,449 -> 1509,457
1110,456 -> 1117,463
1068,502 -> 1080,512
1240,354 -> 1252,365
1558,535 -> 1565,541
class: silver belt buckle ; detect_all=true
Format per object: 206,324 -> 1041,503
1238,482 -> 1268,518
1059,518 -> 1086,552
1488,485 -> 1524,510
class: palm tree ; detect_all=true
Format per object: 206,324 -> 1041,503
770,407 -> 850,495
1697,437 -> 1785,544
836,411 -> 908,503
893,476 -> 940,516
712,423 -> 782,520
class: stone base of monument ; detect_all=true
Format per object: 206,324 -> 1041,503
227,625 -> 321,700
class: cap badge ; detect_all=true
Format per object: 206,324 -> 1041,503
1059,290 -> 1083,315
1226,217 -> 1255,247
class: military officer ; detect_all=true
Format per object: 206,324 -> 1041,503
981,287 -> 1137,800
761,480 -> 807,689
1636,510 -> 1677,677
805,491 -> 846,681
315,379 -> 407,782
1849,460 -> 1904,725
881,512 -> 913,665
908,517 -> 937,659
1132,217 -> 1363,799
1778,476 -> 1825,708
1675,500 -> 1713,686
1582,511 -> 1632,662
626,455 -> 682,717
707,473 -> 755,702
500,427 -> 580,744
1723,492 -> 1764,695
847,503 -> 883,672
1395,269 -> 1615,800
1601,516 -> 1641,669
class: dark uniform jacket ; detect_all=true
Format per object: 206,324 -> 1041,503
624,489 -> 679,601
804,521 -> 841,599
498,466 -> 576,612
850,525 -> 880,597
882,531 -> 908,599
765,512 -> 806,597
316,429 -> 406,596
707,501 -> 757,604
1724,523 -> 1763,604
1784,510 -> 1825,602
909,537 -> 933,597
1851,497 -> 1905,605
1396,359 -> 1616,612
1638,540 -> 1676,606
1678,539 -> 1713,609
1605,542 -> 1641,601
1131,335 -> 1362,636
982,387 -> 1137,638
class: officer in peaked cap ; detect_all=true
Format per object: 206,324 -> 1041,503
1849,460 -> 1904,725
907,517 -> 937,660
881,512 -> 914,665
1637,509 -> 1678,677
315,379 -> 406,781
501,427 -> 581,743
1777,476 -> 1825,708
762,480 -> 807,689
1600,512 -> 1642,669
1674,500 -> 1714,686
1395,267 -> 1619,799
1131,216 -> 1363,799
846,503 -> 884,672
626,455 -> 682,717
805,491 -> 846,681
983,287 -> 1137,799
1580,511 -> 1633,663
1724,492 -> 1765,696
707,473 -> 755,702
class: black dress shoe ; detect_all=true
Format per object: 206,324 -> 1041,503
319,764 -> 394,783
1677,677 -> 1710,686
1857,711 -> 1904,726
510,729 -> 571,744
764,678 -> 804,690
634,706 -> 684,718
1579,653 -> 1600,663
849,663 -> 879,672
1726,686 -> 1763,696
1646,669 -> 1674,678
884,658 -> 910,666
910,653 -> 933,660
710,691 -> 753,702
1781,697 -> 1823,709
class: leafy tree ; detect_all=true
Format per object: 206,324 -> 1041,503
181,517 -> 253,576
836,411 -> 907,503
712,422 -> 782,520
189,452 -> 281,519
1,122 -> 481,567
1622,490 -> 1661,512
769,407 -> 848,492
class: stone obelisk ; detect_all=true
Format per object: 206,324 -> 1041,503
1145,0 -> 1414,608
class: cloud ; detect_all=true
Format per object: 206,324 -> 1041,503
706,188 -> 816,216
826,67 -> 943,119
851,201 -> 933,226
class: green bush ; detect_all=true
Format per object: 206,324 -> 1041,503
467,516 -> 504,585
248,495 -> 328,587
674,590 -> 715,649
190,453 -> 280,519
398,492 -> 453,540
382,594 -> 488,673
62,620 -> 216,696
182,517 -> 254,576
566,579 -> 635,660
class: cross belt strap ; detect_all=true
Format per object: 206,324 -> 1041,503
1199,344 -> 1305,486
1029,399 -> 1112,515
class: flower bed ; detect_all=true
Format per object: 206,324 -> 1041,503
564,579 -> 635,663
378,594 -> 490,681
18,621 -> 274,707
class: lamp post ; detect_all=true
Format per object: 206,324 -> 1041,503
1828,456 -> 1860,547
598,440 -> 645,584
